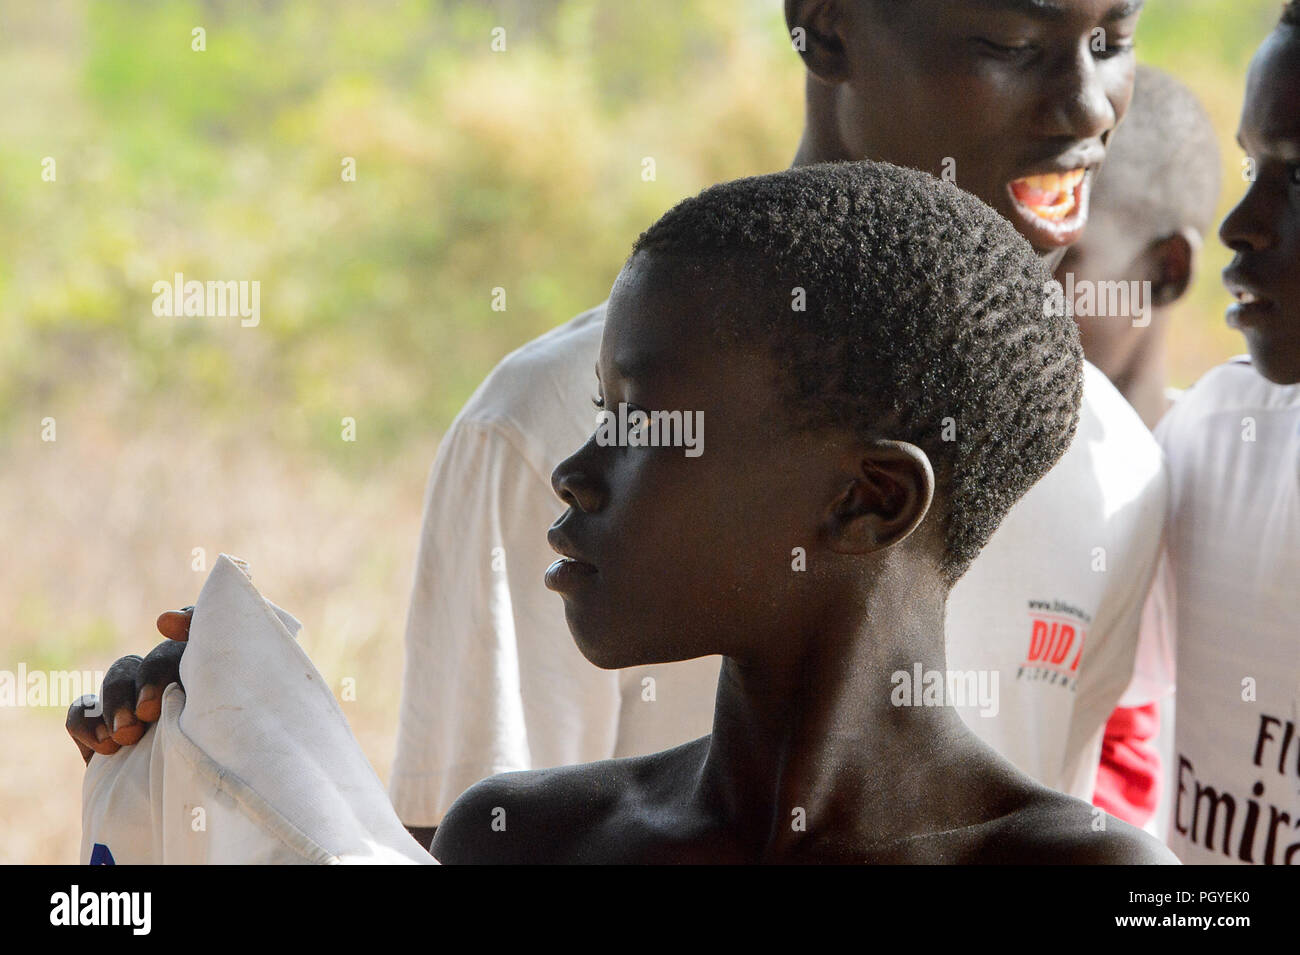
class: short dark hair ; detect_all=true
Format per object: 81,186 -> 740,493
631,161 -> 1082,585
1093,65 -> 1221,238
1283,1 -> 1299,26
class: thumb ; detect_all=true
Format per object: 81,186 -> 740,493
156,606 -> 194,642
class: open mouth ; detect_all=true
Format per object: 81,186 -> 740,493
1224,281 -> 1276,329
1008,169 -> 1086,222
1004,167 -> 1093,250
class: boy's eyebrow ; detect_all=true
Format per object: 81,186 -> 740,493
607,354 -> 658,382
595,357 -> 651,384
1105,0 -> 1145,20
970,0 -> 1143,21
971,0 -> 1068,20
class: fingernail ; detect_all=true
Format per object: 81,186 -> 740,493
112,708 -> 145,746
113,708 -> 137,734
136,686 -> 162,723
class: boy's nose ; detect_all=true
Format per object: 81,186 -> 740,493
551,440 -> 606,513
1041,49 -> 1117,142
1220,187 -> 1276,254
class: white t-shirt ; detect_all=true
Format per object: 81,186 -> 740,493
1152,357 -> 1300,865
390,304 -> 1166,825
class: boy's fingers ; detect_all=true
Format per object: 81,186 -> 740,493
100,655 -> 145,746
66,695 -> 119,763
156,607 -> 194,643
135,639 -> 187,722
74,605 -> 194,758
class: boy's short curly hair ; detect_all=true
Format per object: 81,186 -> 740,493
1284,1 -> 1299,26
631,161 -> 1083,585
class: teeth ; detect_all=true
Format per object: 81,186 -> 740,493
1028,195 -> 1075,220
1237,291 -> 1258,304
1011,169 -> 1086,221
1015,169 -> 1086,192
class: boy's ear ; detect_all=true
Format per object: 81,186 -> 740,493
826,440 -> 934,555
1146,227 -> 1201,308
785,0 -> 852,84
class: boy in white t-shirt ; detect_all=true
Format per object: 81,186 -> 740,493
1051,65 -> 1222,827
1154,4 -> 1300,864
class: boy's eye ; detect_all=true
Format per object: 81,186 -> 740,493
1091,29 -> 1136,60
972,38 -> 1038,62
1093,38 -> 1135,60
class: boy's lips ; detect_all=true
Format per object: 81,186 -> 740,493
545,525 -> 598,592
1005,166 -> 1094,249
545,557 -> 598,592
1223,269 -> 1277,329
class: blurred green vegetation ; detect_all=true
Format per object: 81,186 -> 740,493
0,0 -> 1290,870
0,0 -> 1286,465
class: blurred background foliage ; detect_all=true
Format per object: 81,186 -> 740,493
0,0 -> 1282,463
0,0 -> 797,466
0,0 -> 1286,862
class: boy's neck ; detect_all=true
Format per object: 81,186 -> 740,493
792,81 -> 850,168
1108,310 -> 1172,430
693,576 -> 1000,861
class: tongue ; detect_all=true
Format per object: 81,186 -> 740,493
1012,181 -> 1062,207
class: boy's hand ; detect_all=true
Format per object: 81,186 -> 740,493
66,607 -> 194,765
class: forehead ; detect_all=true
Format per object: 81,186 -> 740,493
600,252 -> 794,415
601,253 -> 736,380
937,0 -> 1143,23
1242,29 -> 1300,150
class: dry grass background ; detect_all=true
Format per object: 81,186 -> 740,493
0,384 -> 434,864
0,0 -> 1287,862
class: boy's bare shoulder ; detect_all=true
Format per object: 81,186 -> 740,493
431,738 -> 707,864
977,792 -> 1179,865
431,762 -> 623,864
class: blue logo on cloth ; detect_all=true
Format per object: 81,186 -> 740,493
89,843 -> 116,865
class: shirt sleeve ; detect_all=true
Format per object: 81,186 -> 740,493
1118,548 -> 1177,707
1091,546 -> 1177,827
1092,702 -> 1161,827
1119,407 -> 1179,709
1060,456 -> 1168,801
388,417 -> 621,827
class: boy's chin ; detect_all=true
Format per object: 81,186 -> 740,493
567,618 -> 696,671
567,617 -> 641,670
1243,332 -> 1300,386
573,640 -> 637,671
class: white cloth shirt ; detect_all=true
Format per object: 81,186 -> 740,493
390,303 -> 1167,825
81,555 -> 435,865
1151,357 -> 1300,865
